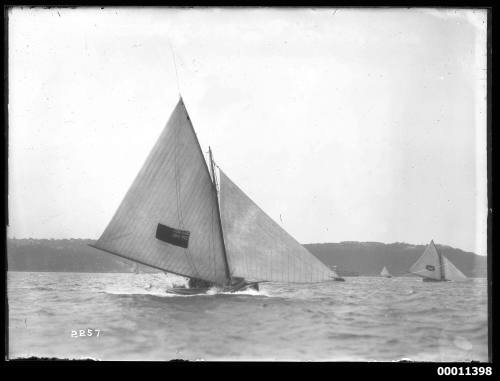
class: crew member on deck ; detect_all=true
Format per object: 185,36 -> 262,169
188,277 -> 214,289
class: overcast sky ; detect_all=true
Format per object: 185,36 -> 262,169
8,7 -> 488,255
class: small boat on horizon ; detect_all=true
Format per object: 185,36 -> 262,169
380,266 -> 392,278
409,240 -> 467,282
329,265 -> 345,281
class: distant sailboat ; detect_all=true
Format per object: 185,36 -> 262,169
380,266 -> 392,278
90,97 -> 336,294
409,240 -> 467,282
330,265 -> 345,281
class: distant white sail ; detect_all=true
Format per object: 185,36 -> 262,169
380,266 -> 391,277
92,98 -> 229,285
409,241 -> 442,280
409,240 -> 467,281
219,169 -> 334,283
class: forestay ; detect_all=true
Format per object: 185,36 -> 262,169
219,169 -> 334,283
92,98 -> 228,285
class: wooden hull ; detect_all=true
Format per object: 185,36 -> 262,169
166,287 -> 211,295
166,281 -> 260,295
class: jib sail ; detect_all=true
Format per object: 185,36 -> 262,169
218,169 -> 334,283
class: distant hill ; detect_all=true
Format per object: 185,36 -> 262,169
6,239 -> 155,273
6,238 -> 487,277
304,242 -> 487,278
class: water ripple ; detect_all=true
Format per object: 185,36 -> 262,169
7,272 -> 488,361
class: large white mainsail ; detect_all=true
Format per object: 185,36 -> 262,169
218,169 -> 334,283
409,240 -> 443,280
409,240 -> 467,281
92,98 -> 229,286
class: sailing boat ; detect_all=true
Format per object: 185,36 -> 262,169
409,240 -> 467,282
330,265 -> 345,281
90,97 -> 336,294
380,266 -> 392,278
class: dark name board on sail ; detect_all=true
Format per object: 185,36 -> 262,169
156,223 -> 190,248
426,265 -> 435,271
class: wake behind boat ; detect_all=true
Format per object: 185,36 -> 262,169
90,97 -> 337,295
409,240 -> 467,282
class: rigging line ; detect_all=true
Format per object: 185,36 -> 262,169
167,36 -> 181,96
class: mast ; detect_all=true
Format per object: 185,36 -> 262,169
209,146 -> 232,285
434,241 -> 446,280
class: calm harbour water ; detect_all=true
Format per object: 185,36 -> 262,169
7,271 -> 488,361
